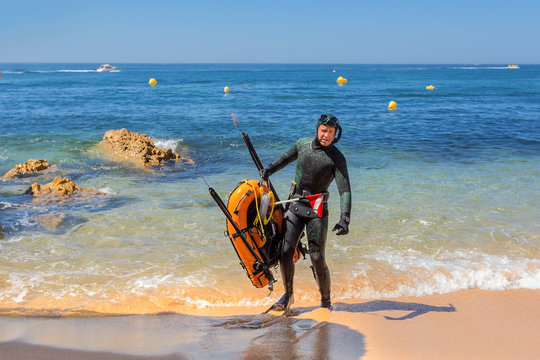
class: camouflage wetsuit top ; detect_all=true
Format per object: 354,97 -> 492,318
266,136 -> 351,216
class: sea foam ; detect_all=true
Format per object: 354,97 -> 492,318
348,249 -> 540,299
152,138 -> 183,152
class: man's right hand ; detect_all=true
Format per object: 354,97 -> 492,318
260,168 -> 270,181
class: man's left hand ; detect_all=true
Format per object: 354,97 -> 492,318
332,213 -> 350,235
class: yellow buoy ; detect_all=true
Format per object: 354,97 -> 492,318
224,86 -> 230,93
149,78 -> 157,86
333,70 -> 336,73
337,76 -> 348,84
426,85 -> 435,90
388,101 -> 397,110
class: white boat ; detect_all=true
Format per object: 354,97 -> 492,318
96,64 -> 118,72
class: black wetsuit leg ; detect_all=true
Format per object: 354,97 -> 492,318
280,210 -> 306,295
306,216 -> 331,306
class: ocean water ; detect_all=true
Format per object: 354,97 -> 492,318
1,63 -> 539,316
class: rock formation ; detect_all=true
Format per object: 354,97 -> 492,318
2,159 -> 50,179
101,129 -> 180,167
25,177 -> 104,198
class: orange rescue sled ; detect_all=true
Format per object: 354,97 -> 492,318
210,179 -> 302,290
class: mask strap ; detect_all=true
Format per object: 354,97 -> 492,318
332,124 -> 342,144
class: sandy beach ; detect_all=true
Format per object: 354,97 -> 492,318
0,289 -> 538,359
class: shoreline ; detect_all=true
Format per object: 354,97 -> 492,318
0,289 -> 538,359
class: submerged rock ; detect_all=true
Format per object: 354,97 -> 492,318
35,213 -> 67,230
2,159 -> 50,179
25,176 -> 104,198
101,128 -> 180,167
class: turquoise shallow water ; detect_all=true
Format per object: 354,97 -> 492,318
0,63 -> 539,315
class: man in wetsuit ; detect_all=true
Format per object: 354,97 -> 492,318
261,114 -> 351,311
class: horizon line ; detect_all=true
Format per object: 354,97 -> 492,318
1,61 -> 537,65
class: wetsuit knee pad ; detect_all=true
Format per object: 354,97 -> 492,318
281,242 -> 297,261
309,251 -> 326,267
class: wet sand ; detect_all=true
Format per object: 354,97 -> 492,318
0,289 -> 538,359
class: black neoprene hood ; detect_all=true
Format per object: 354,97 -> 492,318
316,114 -> 342,144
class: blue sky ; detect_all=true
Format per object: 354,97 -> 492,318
2,0 -> 539,63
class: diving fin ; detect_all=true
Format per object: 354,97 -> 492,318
265,293 -> 294,314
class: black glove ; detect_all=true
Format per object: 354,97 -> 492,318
332,213 -> 350,235
260,167 -> 271,181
